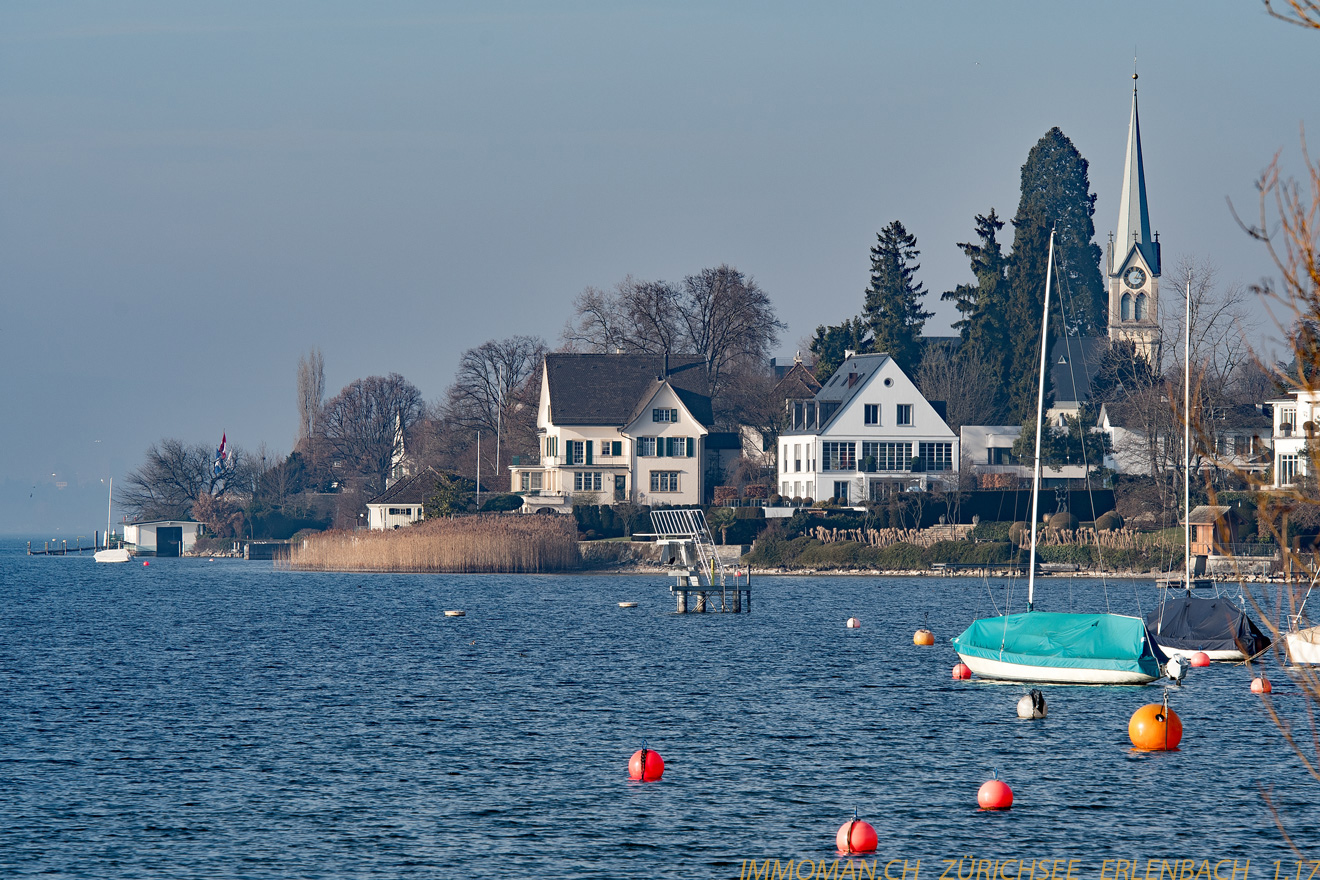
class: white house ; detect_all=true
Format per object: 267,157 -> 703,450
509,353 -> 723,512
123,520 -> 204,556
960,424 -> 1090,488
364,467 -> 439,529
1270,389 -> 1320,487
777,352 -> 958,503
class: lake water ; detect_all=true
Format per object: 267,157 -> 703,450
1,541 -> 1316,879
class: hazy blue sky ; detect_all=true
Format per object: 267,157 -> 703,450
3,1 -> 1316,534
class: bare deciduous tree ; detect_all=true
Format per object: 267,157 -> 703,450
442,336 -> 548,489
319,374 -> 424,494
119,438 -> 248,520
297,348 -> 325,444
561,265 -> 784,420
916,341 -> 1001,431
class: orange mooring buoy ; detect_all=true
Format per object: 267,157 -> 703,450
836,810 -> 878,853
977,775 -> 1013,810
1129,695 -> 1182,750
1251,676 -> 1272,694
628,741 -> 664,781
914,629 -> 934,646
1189,652 -> 1211,667
952,662 -> 972,680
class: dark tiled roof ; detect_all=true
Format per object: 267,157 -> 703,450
706,431 -> 742,450
815,353 -> 890,431
545,353 -> 713,427
1188,505 -> 1236,524
773,362 -> 822,399
1051,336 -> 1107,405
368,467 -> 443,506
1205,404 -> 1272,430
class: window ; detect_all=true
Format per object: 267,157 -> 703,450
545,436 -> 558,458
388,507 -> 412,516
650,471 -> 680,492
896,404 -> 913,426
919,442 -> 953,472
1121,293 -> 1132,321
863,441 -> 911,471
1280,453 -> 1300,485
519,472 -> 543,491
782,481 -> 791,497
1281,407 -> 1297,435
567,440 -> 585,464
864,404 -> 879,425
638,437 -> 656,457
821,441 -> 856,471
574,472 -> 603,492
833,481 -> 850,502
793,443 -> 801,472
606,440 -> 622,457
652,408 -> 678,423
1134,293 -> 1148,321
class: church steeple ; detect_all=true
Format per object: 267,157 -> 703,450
1113,73 -> 1158,275
1106,72 -> 1161,363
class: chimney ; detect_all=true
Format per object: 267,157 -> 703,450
847,372 -> 859,388
843,349 -> 855,359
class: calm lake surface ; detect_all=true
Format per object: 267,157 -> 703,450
1,540 -> 1316,879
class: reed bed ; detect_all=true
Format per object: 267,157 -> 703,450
283,515 -> 582,573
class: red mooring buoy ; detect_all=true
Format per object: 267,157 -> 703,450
1189,651 -> 1211,667
952,662 -> 972,680
1251,676 -> 1272,694
629,742 -> 664,781
978,776 -> 1014,810
142,560 -> 149,567
836,810 -> 878,853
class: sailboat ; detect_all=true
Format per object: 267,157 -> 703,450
951,230 -> 1167,684
93,478 -> 132,563
1285,571 -> 1320,664
1143,278 -> 1270,661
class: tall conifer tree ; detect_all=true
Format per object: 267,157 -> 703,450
863,220 -> 932,377
1002,128 -> 1105,422
943,210 -> 1010,421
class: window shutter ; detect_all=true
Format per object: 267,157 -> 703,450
658,438 -> 667,457
585,441 -> 593,464
612,440 -> 622,456
686,437 -> 694,458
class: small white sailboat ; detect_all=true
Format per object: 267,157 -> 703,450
93,478 -> 132,563
951,230 -> 1165,685
1285,572 -> 1320,664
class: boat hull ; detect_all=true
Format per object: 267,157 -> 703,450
958,653 -> 1158,685
1155,644 -> 1245,662
951,611 -> 1166,685
1286,627 -> 1320,664
94,548 -> 132,563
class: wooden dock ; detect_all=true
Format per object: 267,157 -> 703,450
28,536 -> 107,556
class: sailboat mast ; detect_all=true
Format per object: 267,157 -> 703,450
1027,230 -> 1056,612
1185,276 -> 1192,586
106,477 -> 113,549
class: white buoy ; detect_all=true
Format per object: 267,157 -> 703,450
619,602 -> 638,608
846,617 -> 860,629
1017,689 -> 1047,719
444,610 -> 466,617
1166,657 -> 1187,683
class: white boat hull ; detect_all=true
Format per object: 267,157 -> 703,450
1154,644 -> 1246,662
957,653 -> 1159,685
1286,628 -> 1320,664
94,548 -> 132,563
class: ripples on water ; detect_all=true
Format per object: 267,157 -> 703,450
0,546 -> 1315,878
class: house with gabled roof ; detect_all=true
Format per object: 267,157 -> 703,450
509,353 -> 720,512
365,466 -> 442,529
777,352 -> 958,503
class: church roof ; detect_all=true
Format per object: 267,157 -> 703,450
1114,79 -> 1160,276
1051,336 -> 1107,406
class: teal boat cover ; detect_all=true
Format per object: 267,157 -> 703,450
951,612 -> 1167,678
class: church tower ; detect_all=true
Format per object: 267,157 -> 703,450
1106,73 -> 1161,363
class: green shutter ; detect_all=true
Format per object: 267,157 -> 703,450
686,437 -> 694,458
585,441 -> 593,464
613,440 -> 622,456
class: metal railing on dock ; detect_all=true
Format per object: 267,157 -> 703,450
643,509 -> 751,613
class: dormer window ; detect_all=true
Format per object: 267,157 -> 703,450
652,408 -> 678,423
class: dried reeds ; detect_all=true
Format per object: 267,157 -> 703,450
283,515 -> 582,573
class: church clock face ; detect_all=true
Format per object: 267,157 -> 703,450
1124,266 -> 1147,289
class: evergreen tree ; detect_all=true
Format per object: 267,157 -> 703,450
808,317 -> 871,383
1002,129 -> 1105,422
942,210 -> 1011,421
862,220 -> 932,376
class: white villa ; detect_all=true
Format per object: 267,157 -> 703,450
777,352 -> 958,503
1270,389 -> 1320,487
509,353 -> 727,512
